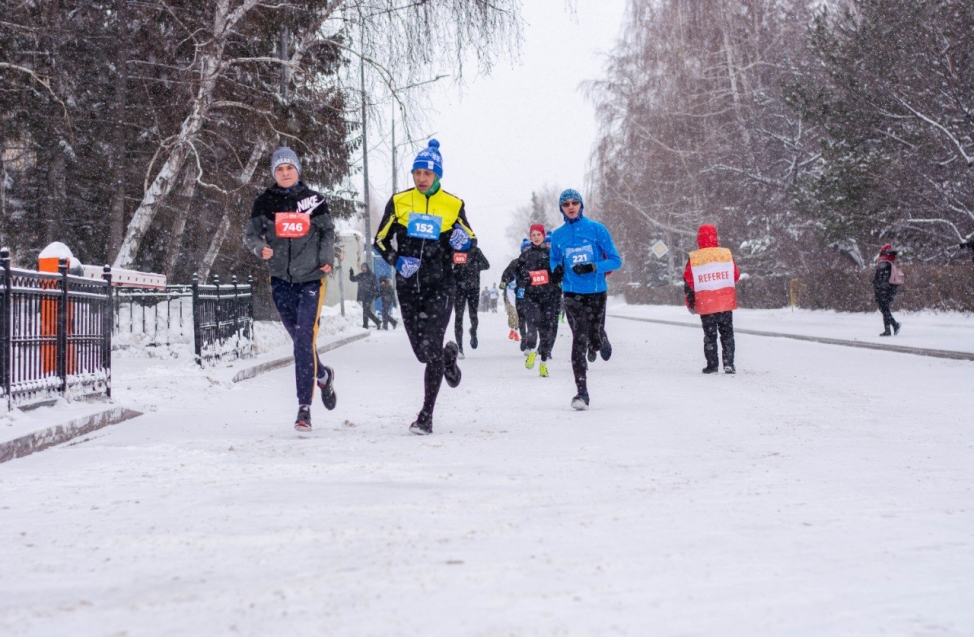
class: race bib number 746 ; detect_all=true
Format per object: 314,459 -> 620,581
275,212 -> 311,238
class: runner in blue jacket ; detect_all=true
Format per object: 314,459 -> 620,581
549,189 -> 622,410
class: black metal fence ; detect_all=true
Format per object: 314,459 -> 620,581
113,285 -> 192,347
0,248 -> 113,410
191,274 -> 254,366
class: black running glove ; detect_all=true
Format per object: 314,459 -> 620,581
572,263 -> 596,275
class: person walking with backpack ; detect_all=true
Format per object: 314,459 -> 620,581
349,262 -> 381,329
683,224 -> 740,374
549,189 -> 622,410
373,140 -> 474,435
244,147 -> 337,431
874,244 -> 903,336
516,223 -> 562,377
452,243 -> 490,358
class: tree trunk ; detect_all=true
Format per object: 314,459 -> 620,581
162,167 -> 198,280
197,140 -> 265,280
113,0 -> 240,269
108,0 -> 130,262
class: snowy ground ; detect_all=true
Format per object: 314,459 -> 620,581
1,304 -> 972,636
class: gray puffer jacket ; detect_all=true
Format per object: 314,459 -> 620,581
244,183 -> 335,283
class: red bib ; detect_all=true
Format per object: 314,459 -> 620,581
529,270 -> 550,286
453,252 -> 468,264
275,212 -> 311,238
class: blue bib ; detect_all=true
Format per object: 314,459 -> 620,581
517,288 -> 525,299
566,244 -> 594,265
406,213 -> 442,240
396,256 -> 421,278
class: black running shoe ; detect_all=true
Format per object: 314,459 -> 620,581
444,341 -> 462,388
317,366 -> 337,410
409,410 -> 432,435
587,346 -> 597,363
724,365 -> 736,374
470,328 -> 478,349
600,338 -> 612,361
702,366 -> 719,374
571,393 -> 590,411
294,405 -> 312,432
893,321 -> 901,335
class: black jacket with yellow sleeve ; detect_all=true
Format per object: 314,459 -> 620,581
373,186 -> 476,291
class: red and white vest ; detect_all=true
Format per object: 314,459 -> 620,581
689,247 -> 737,315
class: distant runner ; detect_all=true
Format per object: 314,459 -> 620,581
516,223 -> 561,377
549,189 -> 622,410
452,243 -> 490,358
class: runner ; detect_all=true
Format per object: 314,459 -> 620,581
452,243 -> 490,358
549,188 -> 622,410
244,147 -> 337,431
373,139 -> 475,435
516,223 -> 561,377
501,238 -> 531,348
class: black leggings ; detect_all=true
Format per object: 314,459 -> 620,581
563,292 -> 607,395
701,311 -> 734,368
362,300 -> 381,328
397,283 -> 455,416
523,294 -> 559,360
454,285 -> 480,346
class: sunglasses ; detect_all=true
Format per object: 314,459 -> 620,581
561,200 -> 581,208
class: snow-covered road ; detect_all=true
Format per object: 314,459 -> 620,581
1,309 -> 972,636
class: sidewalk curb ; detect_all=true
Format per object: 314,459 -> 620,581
231,331 -> 370,383
0,406 -> 144,464
609,314 -> 974,362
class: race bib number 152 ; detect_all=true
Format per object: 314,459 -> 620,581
275,212 -> 311,238
406,213 -> 442,240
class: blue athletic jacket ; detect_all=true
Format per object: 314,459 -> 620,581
549,216 -> 622,294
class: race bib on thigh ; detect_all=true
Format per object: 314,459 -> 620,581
396,256 -> 421,278
275,212 -> 311,238
566,244 -> 594,266
529,270 -> 550,286
517,288 -> 525,299
406,213 -> 442,240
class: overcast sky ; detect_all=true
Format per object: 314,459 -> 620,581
359,0 -> 629,266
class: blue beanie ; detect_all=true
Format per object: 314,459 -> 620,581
559,188 -> 584,221
412,139 -> 443,177
520,238 -> 530,251
271,147 -> 301,177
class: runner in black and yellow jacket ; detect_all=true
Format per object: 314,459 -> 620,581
373,139 -> 475,435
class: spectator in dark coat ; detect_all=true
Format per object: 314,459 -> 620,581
349,262 -> 381,329
873,244 -> 902,336
379,276 -> 398,330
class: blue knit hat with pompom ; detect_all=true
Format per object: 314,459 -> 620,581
412,139 -> 443,177
520,238 -> 530,251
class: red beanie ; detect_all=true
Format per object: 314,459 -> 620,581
530,223 -> 545,237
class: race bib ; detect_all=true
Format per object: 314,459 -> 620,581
449,227 -> 471,251
406,213 -> 442,240
516,288 -> 525,299
529,270 -> 550,286
453,252 -> 468,264
396,256 -> 421,278
275,212 -> 311,238
566,244 -> 594,266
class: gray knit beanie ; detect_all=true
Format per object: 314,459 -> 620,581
271,147 -> 301,177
